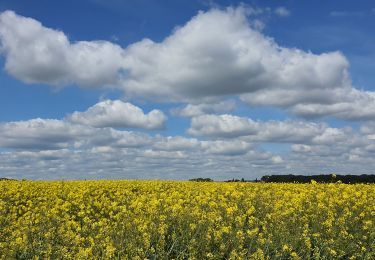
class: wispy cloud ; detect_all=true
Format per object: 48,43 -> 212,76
274,7 -> 290,17
330,10 -> 366,17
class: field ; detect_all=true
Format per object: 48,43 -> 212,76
0,181 -> 374,259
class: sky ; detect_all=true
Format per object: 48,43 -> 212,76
1,0 -> 375,180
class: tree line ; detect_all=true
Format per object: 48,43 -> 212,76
190,174 -> 375,183
260,174 -> 375,184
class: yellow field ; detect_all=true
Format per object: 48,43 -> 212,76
0,181 -> 374,259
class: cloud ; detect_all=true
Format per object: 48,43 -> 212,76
253,121 -> 326,143
142,149 -> 187,159
120,7 -> 375,120
187,114 -> 325,142
125,6 -> 375,121
241,79 -> 375,121
201,140 -> 252,155
188,114 -> 259,138
6,149 -> 71,161
120,7 -> 351,102
170,100 -> 236,117
359,122 -> 375,141
67,100 -> 167,129
0,10 -> 124,86
289,89 -> 375,120
187,113 -> 358,147
86,128 -> 152,148
0,119 -> 91,150
0,116 -> 155,151
0,8 -> 349,98
329,11 -> 365,17
274,7 -> 290,17
152,136 -> 200,151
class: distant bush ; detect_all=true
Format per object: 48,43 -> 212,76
0,178 -> 17,181
225,178 -> 247,182
261,174 -> 375,184
189,177 -> 213,182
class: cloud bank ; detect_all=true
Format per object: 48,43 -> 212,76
2,8 -> 375,120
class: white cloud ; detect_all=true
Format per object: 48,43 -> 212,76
188,114 -> 328,143
253,121 -> 326,143
289,89 -> 375,120
188,114 -> 259,138
121,7 -> 351,102
0,9 -> 348,99
67,100 -> 166,129
120,7 -> 375,120
9,149 -> 71,160
291,144 -> 312,153
171,100 -> 236,117
0,117 -> 154,151
271,155 -> 283,164
360,122 -> 375,135
0,10 -> 124,86
143,149 -> 187,159
0,118 -> 91,150
274,7 -> 290,17
201,140 -> 253,156
86,128 -> 152,148
186,113 -> 369,155
153,136 -> 200,151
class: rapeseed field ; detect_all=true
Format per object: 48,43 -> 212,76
0,180 -> 374,259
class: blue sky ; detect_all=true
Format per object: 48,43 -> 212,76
1,0 -> 375,180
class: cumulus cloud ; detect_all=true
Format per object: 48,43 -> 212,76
120,7 -> 351,102
254,121 -> 326,143
201,140 -> 252,156
187,114 -> 324,142
67,100 -> 167,129
0,117 -> 154,151
170,100 -> 236,117
152,136 -> 200,151
188,114 -> 259,138
142,149 -> 187,159
0,119 -> 91,150
86,128 -> 152,148
187,113 -> 357,145
0,10 -> 124,86
243,85 -> 375,120
0,8 -> 350,98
